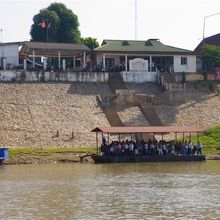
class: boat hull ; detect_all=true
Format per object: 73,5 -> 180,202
91,155 -> 206,163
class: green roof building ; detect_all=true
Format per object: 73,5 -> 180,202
92,39 -> 196,75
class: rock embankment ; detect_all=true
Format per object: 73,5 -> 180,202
0,83 -> 111,148
0,82 -> 220,149
155,85 -> 220,128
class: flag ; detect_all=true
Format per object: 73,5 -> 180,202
41,20 -> 46,29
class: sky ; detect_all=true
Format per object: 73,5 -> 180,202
0,0 -> 220,50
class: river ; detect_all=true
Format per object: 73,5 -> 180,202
0,161 -> 220,220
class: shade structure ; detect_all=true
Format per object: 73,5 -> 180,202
91,126 -> 202,134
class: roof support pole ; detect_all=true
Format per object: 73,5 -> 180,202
83,52 -> 86,69
58,51 -> 61,69
197,132 -> 199,144
103,53 -> 105,71
190,132 -> 192,142
125,54 -> 128,71
32,50 -> 35,68
149,55 -> 152,71
96,132 -> 99,154
73,56 -> 76,69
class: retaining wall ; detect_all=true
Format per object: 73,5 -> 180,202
0,71 -> 109,82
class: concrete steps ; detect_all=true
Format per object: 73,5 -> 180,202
108,72 -> 127,93
102,107 -> 124,127
97,95 -> 124,127
139,103 -> 163,126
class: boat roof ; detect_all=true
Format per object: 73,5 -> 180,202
91,126 -> 202,134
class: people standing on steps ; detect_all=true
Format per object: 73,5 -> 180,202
104,96 -> 110,108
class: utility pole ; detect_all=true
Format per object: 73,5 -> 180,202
0,28 -> 3,43
135,0 -> 137,40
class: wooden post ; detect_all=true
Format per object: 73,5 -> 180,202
71,132 -> 74,139
56,131 -> 59,137
96,132 -> 99,154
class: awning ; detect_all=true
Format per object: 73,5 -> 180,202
91,126 -> 202,134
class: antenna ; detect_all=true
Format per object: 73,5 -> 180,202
135,0 -> 137,40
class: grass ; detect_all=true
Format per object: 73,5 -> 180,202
184,124 -> 220,155
9,147 -> 97,159
194,80 -> 219,92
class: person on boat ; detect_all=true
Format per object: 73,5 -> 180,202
197,141 -> 203,155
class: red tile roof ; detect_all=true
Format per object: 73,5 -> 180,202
91,126 -> 202,134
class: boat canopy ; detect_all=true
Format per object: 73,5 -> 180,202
91,126 -> 202,134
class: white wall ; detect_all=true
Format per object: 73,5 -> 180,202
121,71 -> 157,83
0,44 -> 20,66
0,71 -> 109,82
174,55 -> 196,73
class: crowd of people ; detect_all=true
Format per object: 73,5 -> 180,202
100,137 -> 203,156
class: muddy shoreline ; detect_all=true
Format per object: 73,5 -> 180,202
2,153 -> 220,165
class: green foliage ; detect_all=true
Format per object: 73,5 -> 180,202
30,2 -> 81,43
81,37 -> 99,50
185,124 -> 220,155
202,44 -> 220,71
194,81 -> 217,92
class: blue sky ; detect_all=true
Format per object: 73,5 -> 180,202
0,0 -> 220,50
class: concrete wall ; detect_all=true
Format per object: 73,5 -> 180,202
121,71 -> 157,83
174,55 -> 196,73
0,44 -> 20,66
0,71 -> 109,82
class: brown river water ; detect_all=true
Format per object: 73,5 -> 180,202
0,161 -> 220,220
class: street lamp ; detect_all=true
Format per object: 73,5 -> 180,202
202,12 -> 220,74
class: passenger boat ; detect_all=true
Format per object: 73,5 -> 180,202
90,126 -> 206,164
91,154 -> 206,163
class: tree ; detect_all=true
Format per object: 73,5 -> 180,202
81,37 -> 99,50
202,44 -> 220,72
30,3 -> 81,43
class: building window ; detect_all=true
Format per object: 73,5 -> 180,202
105,58 -> 115,67
181,57 -> 187,65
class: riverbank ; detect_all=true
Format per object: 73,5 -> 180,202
4,147 -> 96,165
2,147 -> 220,165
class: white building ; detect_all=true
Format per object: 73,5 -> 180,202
93,39 -> 196,82
0,42 -> 23,68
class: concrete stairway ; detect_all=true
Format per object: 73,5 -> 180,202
96,95 -> 124,127
108,72 -> 127,93
102,107 -> 124,126
139,103 -> 163,126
